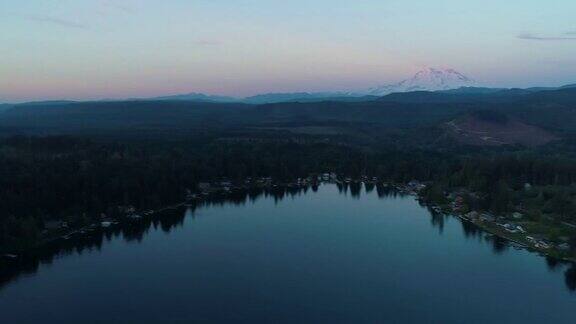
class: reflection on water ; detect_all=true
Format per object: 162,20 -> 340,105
1,183 -> 575,293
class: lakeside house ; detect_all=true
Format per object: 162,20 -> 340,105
451,196 -> 466,213
219,181 -> 232,192
407,180 -> 426,192
466,211 -> 480,220
535,241 -> 551,249
502,223 -> 518,233
480,213 -> 495,222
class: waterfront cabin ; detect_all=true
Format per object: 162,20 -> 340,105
502,223 -> 518,233
466,211 -> 480,220
480,213 -> 495,222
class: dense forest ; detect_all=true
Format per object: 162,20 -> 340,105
1,86 -> 576,254
1,135 -> 576,255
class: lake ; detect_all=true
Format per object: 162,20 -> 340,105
0,183 -> 574,323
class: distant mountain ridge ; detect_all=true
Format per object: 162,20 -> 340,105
2,84 -> 576,148
147,92 -> 238,103
2,68 -> 575,106
238,68 -> 478,102
142,79 -> 576,104
242,92 -> 375,104
134,68 -> 476,104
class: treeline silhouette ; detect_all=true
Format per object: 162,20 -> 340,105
1,135 -> 576,254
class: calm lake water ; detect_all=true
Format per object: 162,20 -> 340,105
1,184 -> 575,323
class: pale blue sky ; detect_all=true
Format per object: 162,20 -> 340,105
1,0 -> 575,101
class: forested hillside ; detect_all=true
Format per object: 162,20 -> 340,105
1,87 -> 576,255
1,87 -> 575,143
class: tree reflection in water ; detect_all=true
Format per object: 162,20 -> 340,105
1,183 -> 575,292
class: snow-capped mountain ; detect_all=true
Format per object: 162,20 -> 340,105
367,68 -> 476,96
125,68 -> 477,104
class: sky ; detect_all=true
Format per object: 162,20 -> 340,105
1,0 -> 575,102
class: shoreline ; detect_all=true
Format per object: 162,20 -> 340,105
3,179 -> 575,265
414,191 -> 576,263
1,179 -> 315,258
2,201 -> 187,259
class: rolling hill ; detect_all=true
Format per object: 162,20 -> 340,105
1,85 -> 575,147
